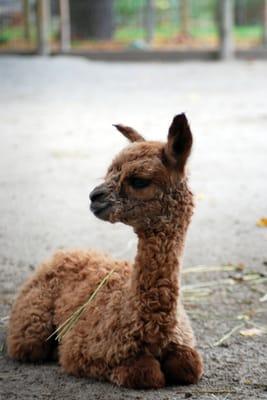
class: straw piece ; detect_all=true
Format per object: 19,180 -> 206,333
0,341 -> 5,353
213,323 -> 244,347
242,273 -> 262,281
182,265 -> 237,275
260,293 -> 267,302
0,316 -> 9,325
46,266 -> 116,342
246,320 -> 267,332
182,278 -> 235,291
252,277 -> 267,285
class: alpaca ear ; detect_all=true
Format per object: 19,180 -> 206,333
164,113 -> 193,174
113,124 -> 145,143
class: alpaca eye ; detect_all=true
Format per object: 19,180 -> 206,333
129,177 -> 151,189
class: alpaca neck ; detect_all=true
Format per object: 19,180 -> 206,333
130,227 -> 187,348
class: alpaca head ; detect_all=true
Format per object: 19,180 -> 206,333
90,114 -> 194,235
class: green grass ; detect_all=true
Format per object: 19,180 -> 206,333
234,25 -> 262,40
0,26 -> 37,44
115,23 -> 263,43
115,24 -> 181,42
190,25 -> 217,38
0,26 -> 24,43
0,23 -> 264,46
115,26 -> 145,41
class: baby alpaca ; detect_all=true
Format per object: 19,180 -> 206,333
7,114 -> 203,389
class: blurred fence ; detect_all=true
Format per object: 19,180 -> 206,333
0,0 -> 267,56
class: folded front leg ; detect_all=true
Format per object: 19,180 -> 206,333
110,355 -> 165,389
161,343 -> 203,385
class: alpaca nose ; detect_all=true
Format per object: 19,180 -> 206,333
89,185 -> 109,203
89,184 -> 112,220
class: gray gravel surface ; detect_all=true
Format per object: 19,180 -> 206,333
0,56 -> 267,399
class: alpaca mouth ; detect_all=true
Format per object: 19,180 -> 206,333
90,201 -> 112,220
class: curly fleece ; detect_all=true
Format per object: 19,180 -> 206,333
7,114 -> 204,389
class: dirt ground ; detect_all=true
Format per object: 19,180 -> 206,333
0,56 -> 266,400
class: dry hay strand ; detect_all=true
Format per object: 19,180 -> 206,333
182,264 -> 241,275
46,267 -> 116,342
213,323 -> 245,347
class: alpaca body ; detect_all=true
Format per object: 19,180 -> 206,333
7,115 -> 204,388
8,246 -> 195,381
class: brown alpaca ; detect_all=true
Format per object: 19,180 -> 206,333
7,114 -> 203,389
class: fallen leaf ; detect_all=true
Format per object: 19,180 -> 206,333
236,263 -> 245,271
240,327 -> 263,337
256,218 -> 267,228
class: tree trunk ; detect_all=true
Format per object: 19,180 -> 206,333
70,0 -> 114,40
36,0 -> 50,55
219,0 -> 234,60
59,0 -> 71,52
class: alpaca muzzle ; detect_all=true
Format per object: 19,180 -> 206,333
89,184 -> 112,220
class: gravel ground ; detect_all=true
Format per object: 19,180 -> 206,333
0,56 -> 266,400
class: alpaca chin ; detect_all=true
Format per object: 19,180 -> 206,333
90,201 -> 113,221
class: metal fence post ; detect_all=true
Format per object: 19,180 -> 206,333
180,0 -> 190,36
59,0 -> 71,53
144,0 -> 155,45
23,0 -> 31,41
219,0 -> 234,60
263,0 -> 267,47
36,0 -> 50,55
